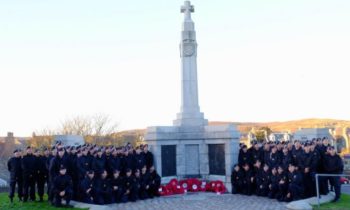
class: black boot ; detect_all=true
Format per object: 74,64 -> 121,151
9,197 -> 13,203
331,197 -> 340,203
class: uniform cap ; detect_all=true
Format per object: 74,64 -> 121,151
327,146 -> 335,150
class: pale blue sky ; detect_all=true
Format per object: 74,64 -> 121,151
1,0 -> 350,136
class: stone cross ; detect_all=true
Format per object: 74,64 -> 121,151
173,1 -> 207,127
181,1 -> 194,21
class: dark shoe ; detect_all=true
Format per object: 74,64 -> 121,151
9,197 -> 13,203
277,196 -> 284,202
283,197 -> 292,202
39,197 -> 43,202
331,198 -> 340,203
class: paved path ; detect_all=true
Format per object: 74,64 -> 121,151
73,193 -> 288,210
342,185 -> 350,195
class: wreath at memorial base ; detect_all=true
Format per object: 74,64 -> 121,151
158,178 -> 227,196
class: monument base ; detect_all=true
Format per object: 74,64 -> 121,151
145,124 -> 240,191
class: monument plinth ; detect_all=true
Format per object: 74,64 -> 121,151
145,1 -> 240,190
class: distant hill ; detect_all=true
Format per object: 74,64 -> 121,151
121,119 -> 350,136
210,118 -> 350,133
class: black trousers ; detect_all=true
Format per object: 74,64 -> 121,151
276,183 -> 288,201
94,192 -> 113,205
36,175 -> 46,198
268,184 -> 278,199
149,183 -> 160,197
319,176 -> 329,195
242,181 -> 253,195
288,183 -> 303,201
9,176 -> 23,199
23,174 -> 36,201
303,172 -> 314,198
55,189 -> 73,207
232,182 -> 243,194
72,178 -> 79,201
329,176 -> 341,199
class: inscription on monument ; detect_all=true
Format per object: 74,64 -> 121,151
185,144 -> 200,176
161,145 -> 177,177
208,144 -> 225,175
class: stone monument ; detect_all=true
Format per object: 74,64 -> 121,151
145,1 -> 240,190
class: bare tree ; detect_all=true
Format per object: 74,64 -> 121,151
59,113 -> 118,140
92,113 -> 118,137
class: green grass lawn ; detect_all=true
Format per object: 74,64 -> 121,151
0,193 -> 88,210
313,194 -> 350,210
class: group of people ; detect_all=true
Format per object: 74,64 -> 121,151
231,138 -> 344,202
7,142 -> 161,207
8,137 -> 345,207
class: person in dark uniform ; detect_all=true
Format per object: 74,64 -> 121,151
7,149 -> 23,203
111,169 -> 126,203
249,142 -> 263,167
34,149 -> 48,202
268,167 -> 279,199
291,141 -> 303,168
324,146 -> 344,202
104,148 -> 113,177
108,149 -> 121,177
42,148 -> 51,198
50,148 -> 69,180
276,165 -> 288,201
123,150 -> 135,173
134,169 -> 142,200
134,147 -> 146,171
53,165 -> 73,208
238,145 -> 251,167
284,164 -> 303,202
91,149 -> 106,177
242,163 -> 254,196
256,164 -> 270,197
21,146 -> 36,202
140,165 -> 151,199
50,148 -> 70,204
253,160 -> 263,195
47,147 -> 57,203
231,164 -> 244,194
276,142 -> 284,162
80,170 -> 96,204
66,146 -> 79,200
143,144 -> 154,169
267,146 -> 280,169
263,144 -> 271,166
309,142 -> 320,196
149,165 -> 161,197
77,148 -> 91,181
300,143 -> 318,198
124,168 -> 137,202
94,170 -> 112,205
281,147 -> 292,170
317,138 -> 331,195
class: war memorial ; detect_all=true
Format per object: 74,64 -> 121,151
2,1 -> 348,210
145,1 -> 240,189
